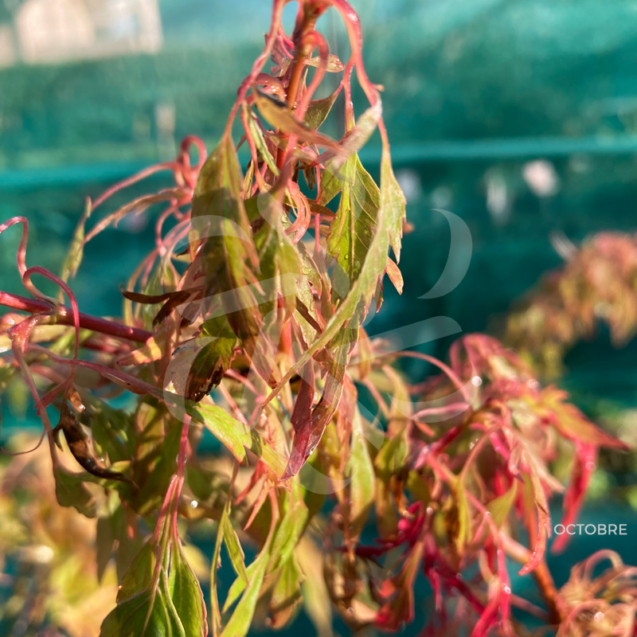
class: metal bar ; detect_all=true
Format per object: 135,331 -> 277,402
3,135 -> 637,190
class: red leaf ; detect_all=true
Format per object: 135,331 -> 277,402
283,373 -> 342,479
290,365 -> 315,433
552,442 -> 597,553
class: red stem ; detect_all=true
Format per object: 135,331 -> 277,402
525,510 -> 562,623
275,3 -> 321,170
0,291 -> 151,344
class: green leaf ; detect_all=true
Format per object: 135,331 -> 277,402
96,492 -> 122,582
487,482 -> 518,528
346,409 -> 375,540
54,464 -> 97,518
379,151 -> 407,263
140,262 -> 166,330
221,511 -> 249,586
100,541 -> 172,637
296,539 -> 333,637
304,90 -> 340,130
116,539 -> 157,602
184,401 -> 285,476
222,484 -> 307,616
332,102 -> 382,170
61,198 -> 91,283
253,90 -> 340,152
186,317 -> 238,402
263,110 -> 406,418
268,482 -> 309,567
406,471 -> 431,505
269,557 -> 303,629
222,555 -> 261,614
385,366 -> 413,423
375,429 -> 409,482
316,103 -> 382,206
191,132 -> 260,342
317,164 -> 344,207
376,479 -> 399,538
327,154 -> 380,294
168,541 -> 208,637
132,406 -> 182,515
306,53 -> 344,73
251,192 -> 304,319
299,451 -> 328,523
243,104 -> 279,175
87,398 -> 135,463
220,537 -> 272,637
100,526 -> 207,637
211,504 -> 226,637
100,577 -> 185,637
454,478 -> 472,553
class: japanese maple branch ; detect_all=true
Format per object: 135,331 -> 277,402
527,517 -> 563,624
0,291 -> 152,344
533,560 -> 562,625
275,1 -> 325,170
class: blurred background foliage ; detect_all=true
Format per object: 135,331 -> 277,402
2,0 -> 637,633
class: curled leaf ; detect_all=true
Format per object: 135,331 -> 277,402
304,89 -> 340,130
54,400 -> 133,485
185,317 -> 238,402
307,54 -> 344,72
253,89 -> 341,152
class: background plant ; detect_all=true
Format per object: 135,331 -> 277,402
506,232 -> 637,378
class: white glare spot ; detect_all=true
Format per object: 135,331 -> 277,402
33,545 -> 54,564
523,160 -> 559,198
594,611 -> 604,622
471,376 -> 482,387
395,169 -> 423,203
486,171 -> 510,225
190,500 -> 199,509
503,586 -> 511,594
